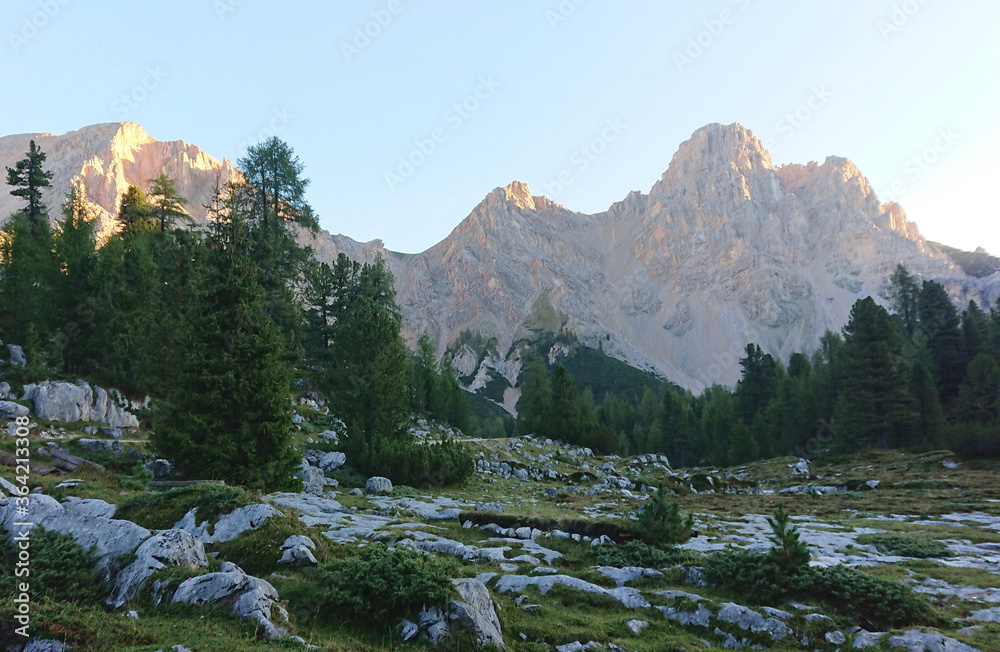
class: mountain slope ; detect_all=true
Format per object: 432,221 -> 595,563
2,122 -> 995,393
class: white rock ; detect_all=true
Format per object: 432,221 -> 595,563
172,562 -> 285,639
365,476 -> 393,494
111,529 -> 208,608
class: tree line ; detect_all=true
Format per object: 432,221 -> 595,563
516,266 -> 1000,464
0,139 -> 471,490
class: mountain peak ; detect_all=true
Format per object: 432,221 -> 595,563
501,180 -> 535,210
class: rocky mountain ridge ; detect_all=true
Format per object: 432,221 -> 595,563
2,122 -> 996,395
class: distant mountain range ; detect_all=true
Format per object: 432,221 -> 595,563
3,122 -> 997,408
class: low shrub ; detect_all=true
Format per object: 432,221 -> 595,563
310,543 -> 455,622
856,533 -> 949,559
591,540 -> 694,568
634,486 -> 694,545
0,527 -> 104,604
946,422 -> 1000,459
703,548 -> 933,629
352,435 -> 474,487
116,483 -> 251,529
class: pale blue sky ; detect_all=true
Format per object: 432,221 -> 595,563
3,1 -> 998,254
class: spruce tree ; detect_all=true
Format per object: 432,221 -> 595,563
516,352 -> 551,436
152,186 -> 298,490
735,343 -> 782,426
117,185 -> 156,234
956,354 -> 1000,424
887,264 -> 920,338
918,280 -> 964,405
53,189 -> 98,373
835,298 -> 916,450
5,139 -> 53,232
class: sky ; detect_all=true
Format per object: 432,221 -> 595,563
2,0 -> 998,254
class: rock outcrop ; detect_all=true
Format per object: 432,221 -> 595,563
21,380 -> 141,427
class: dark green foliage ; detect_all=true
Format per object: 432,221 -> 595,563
151,187 -> 299,491
354,435 -> 474,487
766,504 -> 810,570
591,540 -> 694,568
117,185 -> 156,234
910,362 -> 945,446
855,533 -> 949,559
945,421 -> 1000,459
835,297 -> 915,450
310,543 -> 454,622
116,483 -> 251,530
0,213 -> 59,358
5,139 -> 53,231
888,264 -> 920,338
918,280 -> 965,405
635,486 -> 694,545
0,527 -> 103,604
735,343 -> 782,426
956,353 -> 1000,424
237,136 -> 318,230
703,548 -> 933,630
407,333 -> 470,432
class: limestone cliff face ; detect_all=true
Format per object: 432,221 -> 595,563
0,122 -> 238,242
3,122 -> 994,391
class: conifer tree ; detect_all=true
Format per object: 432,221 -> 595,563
117,185 -> 156,234
53,188 -> 97,373
152,185 -> 298,490
888,264 -> 920,338
5,139 -> 53,232
918,280 -> 964,405
956,354 -> 1000,424
147,172 -> 190,232
835,298 -> 916,450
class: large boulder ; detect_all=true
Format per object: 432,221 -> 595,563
451,578 -> 505,649
23,380 -> 93,423
7,343 -> 26,367
886,630 -> 980,652
144,459 -> 173,478
0,495 -> 151,580
20,381 -> 140,426
172,504 -> 282,544
365,476 -> 393,494
172,562 -> 287,639
110,529 -> 208,608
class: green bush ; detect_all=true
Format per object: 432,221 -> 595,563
310,544 -> 455,622
353,435 -> 474,487
0,527 -> 104,604
767,504 -> 810,570
592,540 -> 694,568
856,533 -> 949,559
116,483 -> 251,529
634,486 -> 694,545
703,548 -> 933,629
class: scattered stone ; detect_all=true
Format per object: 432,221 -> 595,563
825,630 -> 846,645
399,618 -> 419,641
595,566 -> 663,587
716,602 -> 791,640
365,476 -> 393,494
853,630 -> 884,649
969,607 -> 1000,623
475,502 -> 505,512
318,451 -> 346,472
451,578 -> 505,649
887,630 -> 979,652
296,461 -> 326,496
7,344 -> 26,367
278,535 -> 318,567
0,400 -> 28,419
78,438 -> 124,452
942,460 -> 959,469
626,619 -> 648,635
19,639 -> 70,652
349,488 -> 363,496
144,459 -> 173,478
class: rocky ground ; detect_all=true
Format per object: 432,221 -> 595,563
1,386 -> 1000,651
